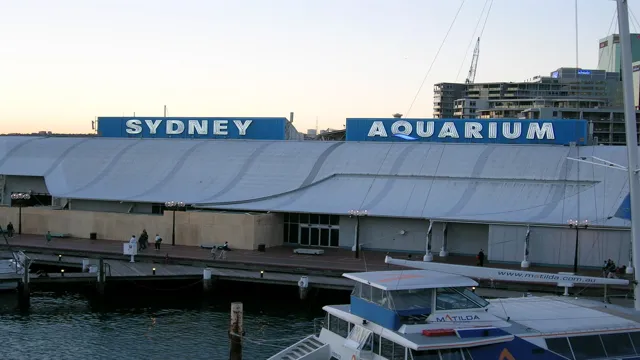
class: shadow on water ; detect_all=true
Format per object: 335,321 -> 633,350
0,281 -> 350,360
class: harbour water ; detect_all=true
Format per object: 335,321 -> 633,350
0,282 -> 347,360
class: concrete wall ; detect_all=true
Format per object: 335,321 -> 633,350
488,224 -> 630,268
339,216 -> 488,256
69,199 -> 153,214
2,176 -> 50,205
0,207 -> 283,250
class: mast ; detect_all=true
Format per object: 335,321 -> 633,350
616,0 -> 640,311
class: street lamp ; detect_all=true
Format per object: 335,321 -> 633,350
568,219 -> 588,274
10,192 -> 31,235
349,210 -> 368,259
165,201 -> 186,246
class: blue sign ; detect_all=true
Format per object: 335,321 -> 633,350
97,117 -> 288,140
345,118 -> 588,145
577,69 -> 592,75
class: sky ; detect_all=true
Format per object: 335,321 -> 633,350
0,0 -> 639,134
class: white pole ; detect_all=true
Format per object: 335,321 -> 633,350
521,225 -> 531,269
424,221 -> 433,262
616,0 -> 640,310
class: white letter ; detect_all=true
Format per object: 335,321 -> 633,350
438,122 -> 459,138
416,121 -> 434,137
391,120 -> 412,135
125,120 -> 142,134
166,120 -> 185,135
526,122 -> 555,140
502,122 -> 521,139
188,120 -> 208,135
233,120 -> 253,136
464,122 -> 483,138
145,120 -> 162,135
213,120 -> 228,135
488,122 -> 497,138
367,121 -> 388,137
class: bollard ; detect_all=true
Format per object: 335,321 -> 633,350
203,268 -> 212,292
58,255 -> 62,262
298,276 -> 310,300
82,259 -> 90,272
229,302 -> 243,360
61,269 -> 65,277
260,270 -> 264,278
152,267 -> 156,275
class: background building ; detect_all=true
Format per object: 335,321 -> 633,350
597,33 -> 640,73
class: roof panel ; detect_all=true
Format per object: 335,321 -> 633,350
0,136 -> 631,226
344,270 -> 478,290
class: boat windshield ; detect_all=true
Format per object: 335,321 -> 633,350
436,287 -> 489,310
390,288 -> 433,311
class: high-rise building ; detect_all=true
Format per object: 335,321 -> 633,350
597,33 -> 640,73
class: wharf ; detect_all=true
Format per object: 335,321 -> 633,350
0,235 -> 630,296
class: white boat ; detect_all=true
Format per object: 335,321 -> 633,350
267,0 -> 640,358
268,264 -> 640,360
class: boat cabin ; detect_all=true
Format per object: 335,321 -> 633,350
344,270 -> 489,331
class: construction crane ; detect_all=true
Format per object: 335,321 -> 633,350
465,37 -> 480,84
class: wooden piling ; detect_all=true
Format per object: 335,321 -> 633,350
96,258 -> 106,296
229,302 -> 243,360
18,257 -> 31,309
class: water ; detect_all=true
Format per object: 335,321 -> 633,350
0,283 -> 347,360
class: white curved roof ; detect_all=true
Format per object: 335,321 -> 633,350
0,136 -> 630,227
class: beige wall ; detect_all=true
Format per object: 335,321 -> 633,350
0,207 -> 284,250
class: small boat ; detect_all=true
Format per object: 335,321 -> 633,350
267,262 -> 638,360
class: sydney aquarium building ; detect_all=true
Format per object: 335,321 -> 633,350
0,116 -> 633,268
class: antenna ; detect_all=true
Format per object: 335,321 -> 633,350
164,105 -> 167,117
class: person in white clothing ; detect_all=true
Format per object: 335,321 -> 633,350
154,234 -> 162,250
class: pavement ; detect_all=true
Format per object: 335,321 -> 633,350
0,234 -> 608,276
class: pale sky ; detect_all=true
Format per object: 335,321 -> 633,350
0,0 -> 638,134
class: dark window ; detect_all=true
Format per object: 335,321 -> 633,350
337,318 -> 349,338
392,344 -> 405,360
411,350 -> 440,360
569,335 -> 606,360
553,111 -> 558,117
283,213 -> 290,222
300,213 -> 309,224
300,227 -> 309,245
320,214 -> 330,224
320,229 -> 330,246
310,228 -> 320,246
600,333 -> 636,357
310,214 -> 319,224
283,223 -> 290,243
329,314 -> 339,334
330,215 -> 340,225
381,337 -> 393,359
288,224 -> 299,244
373,334 -> 380,355
629,331 -> 640,349
440,349 -> 463,360
546,337 -> 573,360
330,229 -> 339,247
289,213 -> 299,223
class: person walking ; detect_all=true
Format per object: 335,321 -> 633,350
154,234 -> 162,250
477,249 -> 485,267
45,231 -> 52,244
139,229 -> 149,251
6,222 -> 14,238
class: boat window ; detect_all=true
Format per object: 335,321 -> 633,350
545,337 -> 574,360
568,335 -> 606,360
629,331 -> 640,349
440,349 -> 464,360
463,348 -> 473,360
351,282 -> 362,297
600,333 -> 636,357
328,314 -> 350,338
411,349 -> 440,360
436,288 -> 483,310
371,286 -> 385,305
322,312 -> 329,330
458,288 -> 489,307
373,333 -> 380,355
348,326 -> 372,350
360,284 -> 372,302
390,289 -> 433,310
381,337 -> 405,360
